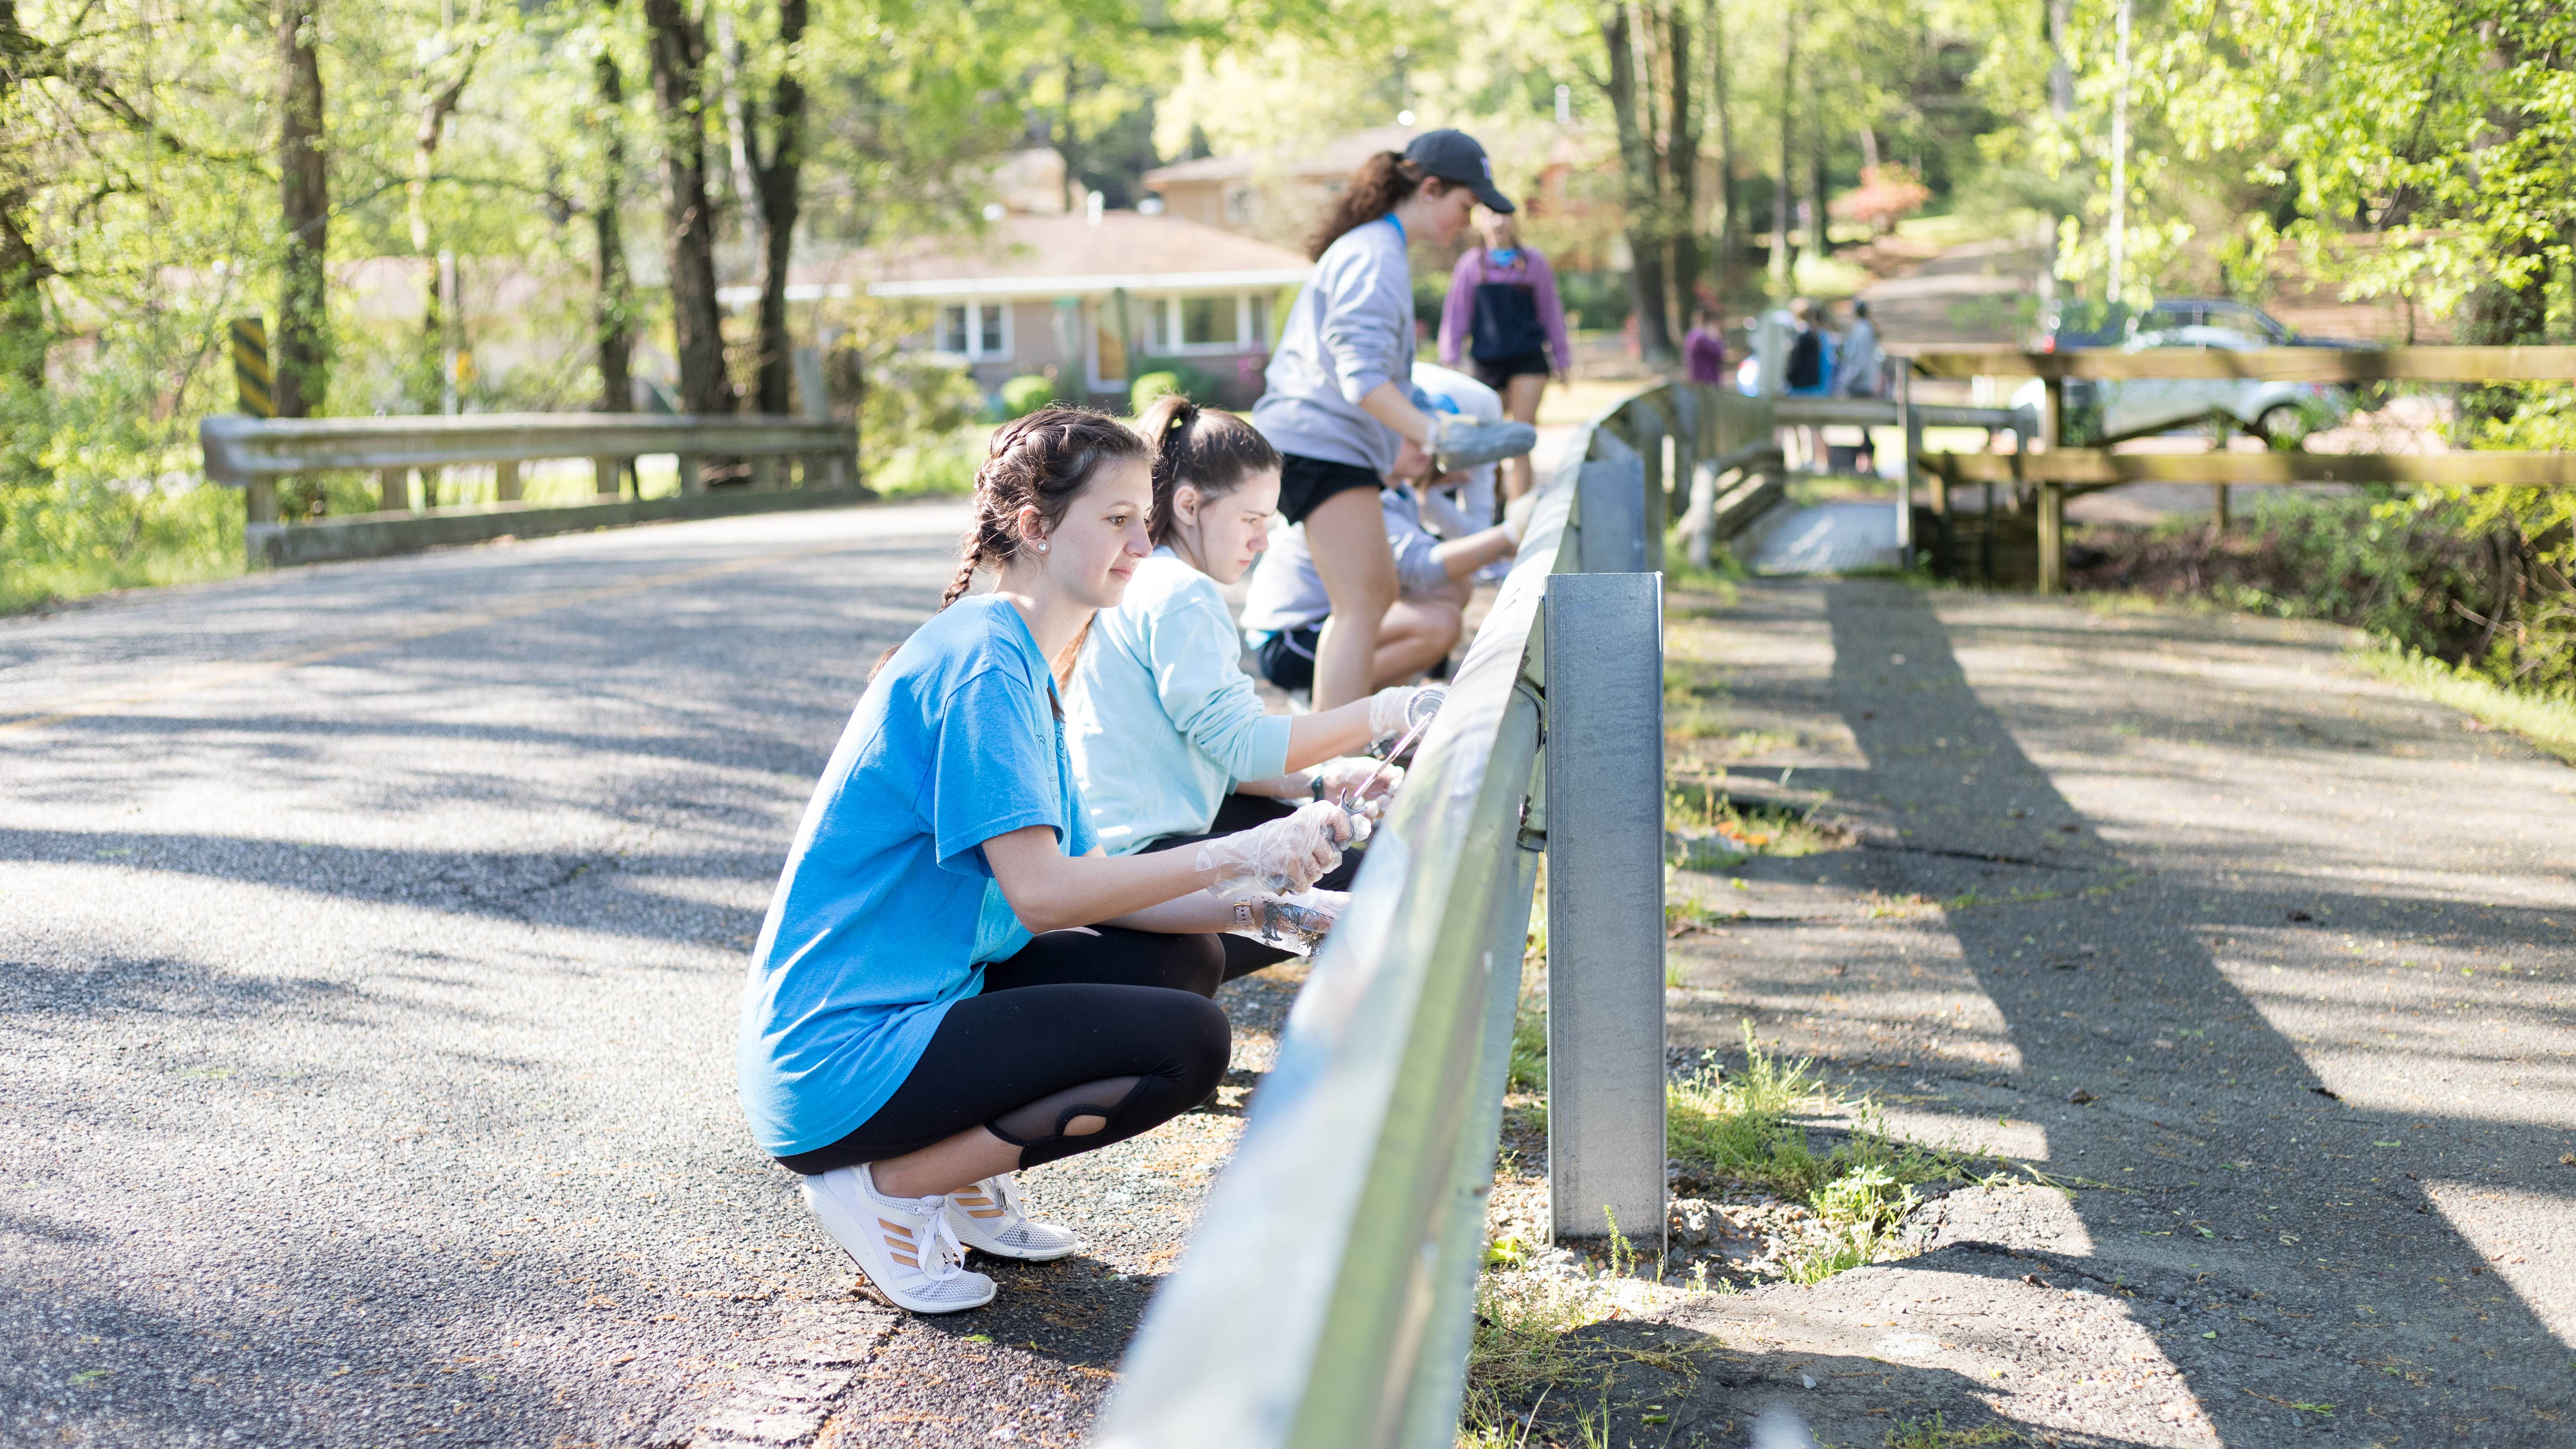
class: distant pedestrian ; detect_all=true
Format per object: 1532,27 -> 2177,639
1783,297 -> 1831,398
1683,305 -> 1728,386
1834,299 -> 1884,474
1834,299 -> 1882,399
1438,209 -> 1570,502
1782,298 -> 1833,469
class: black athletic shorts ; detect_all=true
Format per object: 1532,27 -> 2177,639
1276,453 -> 1383,526
1471,349 -> 1552,392
1252,623 -> 1324,692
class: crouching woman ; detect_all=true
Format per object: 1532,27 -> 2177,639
1068,395 -> 1430,970
737,410 -> 1353,1316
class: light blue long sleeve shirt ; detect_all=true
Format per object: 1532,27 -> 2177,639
1069,549 -> 1297,853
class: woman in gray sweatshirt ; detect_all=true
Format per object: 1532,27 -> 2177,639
1250,129 -> 1517,710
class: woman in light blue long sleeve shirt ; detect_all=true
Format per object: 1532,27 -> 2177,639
1068,398 -> 1428,967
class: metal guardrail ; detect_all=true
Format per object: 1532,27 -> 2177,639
1094,387 -> 1695,1449
196,413 -> 861,570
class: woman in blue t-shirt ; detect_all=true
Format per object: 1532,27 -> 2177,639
738,410 -> 1355,1315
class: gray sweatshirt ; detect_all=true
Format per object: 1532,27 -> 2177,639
1251,215 -> 1414,475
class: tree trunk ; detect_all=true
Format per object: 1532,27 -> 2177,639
1601,3 -> 1674,361
408,30 -> 483,412
594,32 -> 633,414
0,190 -> 46,394
1771,0 -> 1796,294
0,2 -> 50,396
751,0 -> 807,416
642,0 -> 735,418
275,0 -> 329,418
1704,0 -> 1740,310
1808,107 -> 1828,257
1057,57 -> 1084,213
1664,4 -> 1700,320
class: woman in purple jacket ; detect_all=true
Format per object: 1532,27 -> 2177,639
1438,211 -> 1570,502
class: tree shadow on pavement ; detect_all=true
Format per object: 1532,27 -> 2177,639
1811,580 -> 2575,1446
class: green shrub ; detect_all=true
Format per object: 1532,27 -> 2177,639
999,374 -> 1057,419
1129,361 -> 1216,413
871,427 -> 988,498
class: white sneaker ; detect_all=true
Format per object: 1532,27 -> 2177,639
944,1173 -> 1080,1261
801,1163 -> 997,1314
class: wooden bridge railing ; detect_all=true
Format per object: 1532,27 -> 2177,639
1908,346 -> 2576,592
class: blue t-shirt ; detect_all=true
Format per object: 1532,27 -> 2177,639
736,595 -> 1096,1156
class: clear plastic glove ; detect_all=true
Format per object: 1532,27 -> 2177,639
1366,685 -> 1423,744
1310,755 -> 1404,814
1502,489 -> 1539,545
1196,800 -> 1356,897
1231,889 -> 1349,952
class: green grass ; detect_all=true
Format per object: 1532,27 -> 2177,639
2355,644 -> 2576,766
1665,780 -> 1850,861
3,480 -> 246,614
1885,1414 -> 2028,1447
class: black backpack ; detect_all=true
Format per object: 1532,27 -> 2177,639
1785,329 -> 1824,390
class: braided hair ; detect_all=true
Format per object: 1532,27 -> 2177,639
870,407 -> 1148,683
1135,393 -> 1282,547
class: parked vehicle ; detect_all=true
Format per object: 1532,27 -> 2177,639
2015,325 -> 2350,445
2039,296 -> 2376,353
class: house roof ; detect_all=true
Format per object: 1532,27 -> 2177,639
846,211 -> 1310,302
1143,125 -> 1424,188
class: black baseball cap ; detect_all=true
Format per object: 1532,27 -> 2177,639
1403,129 -> 1515,213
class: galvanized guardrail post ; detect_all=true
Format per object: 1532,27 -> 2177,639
1541,570 -> 1667,1253
1575,457 -> 1648,574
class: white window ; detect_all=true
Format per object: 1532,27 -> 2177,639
1144,294 -> 1262,357
935,302 -> 1013,361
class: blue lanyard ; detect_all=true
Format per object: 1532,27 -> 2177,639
1385,213 -> 1406,246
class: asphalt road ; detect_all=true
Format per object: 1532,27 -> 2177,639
1641,578 -> 2576,1447
0,504 -> 1296,1449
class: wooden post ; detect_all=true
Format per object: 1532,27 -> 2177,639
2213,484 -> 2230,533
592,456 -> 623,500
495,459 -> 521,504
379,469 -> 408,513
246,477 -> 280,525
2037,481 -> 2065,594
751,455 -> 780,491
678,455 -> 704,495
2042,376 -> 2064,451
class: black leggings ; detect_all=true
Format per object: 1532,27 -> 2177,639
1139,792 -> 1363,975
774,926 -> 1231,1175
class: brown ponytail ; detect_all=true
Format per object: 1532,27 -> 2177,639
1308,151 -> 1450,259
869,407 -> 1148,682
1136,393 -> 1283,546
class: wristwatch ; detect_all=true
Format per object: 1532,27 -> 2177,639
1309,774 -> 1327,801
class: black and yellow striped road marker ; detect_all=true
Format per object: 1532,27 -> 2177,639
230,316 -> 274,417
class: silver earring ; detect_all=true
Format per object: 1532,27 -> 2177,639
1037,542 -> 1049,553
